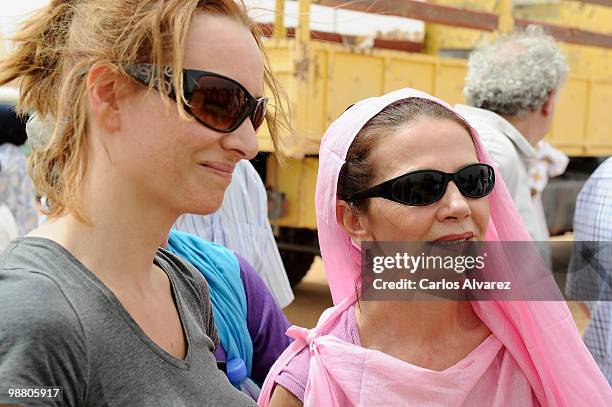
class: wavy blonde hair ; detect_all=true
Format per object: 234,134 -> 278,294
0,0 -> 290,221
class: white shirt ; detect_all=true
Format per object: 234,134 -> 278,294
455,105 -> 546,241
174,160 -> 294,308
528,140 -> 569,240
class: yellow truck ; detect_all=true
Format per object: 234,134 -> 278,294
255,0 -> 612,285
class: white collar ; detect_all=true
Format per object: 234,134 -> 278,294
456,105 -> 536,159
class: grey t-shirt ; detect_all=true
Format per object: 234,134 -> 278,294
0,237 -> 256,407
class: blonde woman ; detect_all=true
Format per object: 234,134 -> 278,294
0,1 -> 287,405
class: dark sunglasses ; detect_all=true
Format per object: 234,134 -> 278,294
125,63 -> 268,133
347,163 -> 495,206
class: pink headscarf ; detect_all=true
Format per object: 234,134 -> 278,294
259,88 -> 611,406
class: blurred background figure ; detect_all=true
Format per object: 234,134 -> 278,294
566,157 -> 612,384
0,104 -> 37,236
0,197 -> 18,250
528,140 -> 569,242
456,26 -> 568,242
175,160 -> 294,308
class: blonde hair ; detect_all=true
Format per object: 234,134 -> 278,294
0,0 -> 290,221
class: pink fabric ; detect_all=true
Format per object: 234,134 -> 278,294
259,88 -> 612,406
275,303 -> 360,402
275,303 -> 537,406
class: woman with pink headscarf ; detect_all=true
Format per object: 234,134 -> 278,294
259,89 -> 611,406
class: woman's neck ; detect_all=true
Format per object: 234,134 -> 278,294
357,300 -> 484,340
30,168 -> 178,293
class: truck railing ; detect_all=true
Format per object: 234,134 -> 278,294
310,0 -> 612,48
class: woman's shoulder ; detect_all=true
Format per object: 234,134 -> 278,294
0,257 -> 88,405
0,262 -> 86,346
0,238 -> 86,295
0,238 -> 83,319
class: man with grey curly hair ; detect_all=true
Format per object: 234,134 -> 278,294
456,25 -> 568,241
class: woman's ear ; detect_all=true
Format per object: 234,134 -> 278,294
337,200 -> 372,243
87,63 -> 128,133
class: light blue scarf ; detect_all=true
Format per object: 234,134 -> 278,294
166,229 -> 253,375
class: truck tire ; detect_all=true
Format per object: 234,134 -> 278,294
277,227 -> 319,287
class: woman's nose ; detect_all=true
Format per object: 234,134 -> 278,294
437,181 -> 471,221
221,119 -> 259,160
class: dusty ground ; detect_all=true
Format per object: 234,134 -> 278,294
283,256 -> 590,334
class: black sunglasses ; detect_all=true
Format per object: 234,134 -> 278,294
125,63 -> 268,133
347,163 -> 495,206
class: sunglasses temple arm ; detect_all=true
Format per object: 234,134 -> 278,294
347,182 -> 390,202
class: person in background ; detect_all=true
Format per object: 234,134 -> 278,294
0,104 -> 37,236
456,25 -> 568,242
165,228 -> 291,397
566,157 -> 612,384
175,159 -> 294,308
0,187 -> 19,251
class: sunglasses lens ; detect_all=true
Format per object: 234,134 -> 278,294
456,164 -> 495,198
392,171 -> 446,205
189,76 -> 249,131
251,99 -> 267,131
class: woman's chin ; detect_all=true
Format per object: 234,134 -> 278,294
180,194 -> 225,216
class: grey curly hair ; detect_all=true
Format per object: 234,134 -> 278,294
464,25 -> 568,117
